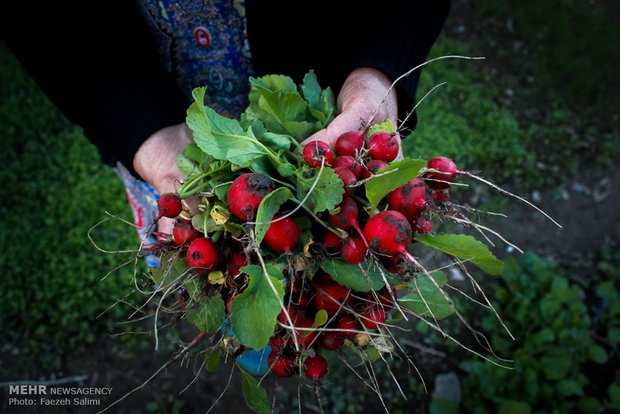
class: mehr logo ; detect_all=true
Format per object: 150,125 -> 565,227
9,385 -> 47,395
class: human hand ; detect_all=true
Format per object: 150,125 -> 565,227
300,67 -> 401,159
132,122 -> 194,235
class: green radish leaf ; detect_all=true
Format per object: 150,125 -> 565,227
415,233 -> 504,275
230,264 -> 285,350
238,364 -> 271,414
149,252 -> 189,290
367,119 -> 395,136
204,349 -> 221,372
282,120 -> 319,141
365,158 -> 427,210
302,70 -> 336,126
399,271 -> 454,319
260,132 -> 294,151
254,187 -> 294,245
295,165 -> 344,213
187,87 -> 272,167
319,258 -> 385,292
276,162 -> 296,177
186,294 -> 225,334
177,153 -> 202,181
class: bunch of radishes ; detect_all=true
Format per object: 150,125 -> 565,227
128,71 -> 517,412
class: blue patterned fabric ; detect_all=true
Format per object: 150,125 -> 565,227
137,0 -> 254,118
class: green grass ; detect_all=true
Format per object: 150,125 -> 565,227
0,41 -> 142,370
404,0 -> 618,195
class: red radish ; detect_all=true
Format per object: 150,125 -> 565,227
327,196 -> 359,231
278,304 -> 302,324
333,155 -> 363,179
186,238 -> 219,272
333,166 -> 357,196
323,231 -> 344,252
264,213 -> 300,253
320,332 -> 344,350
386,178 -> 427,220
363,210 -> 412,256
303,140 -> 334,168
157,193 -> 183,219
226,292 -> 238,314
335,131 -> 365,157
368,132 -> 399,162
385,253 -> 409,274
341,237 -> 367,264
269,334 -> 289,351
336,316 -> 360,337
314,283 -> 352,315
172,220 -> 201,245
227,251 -> 247,276
304,355 -> 328,380
227,173 -> 275,221
362,159 -> 388,179
412,215 -> 433,235
432,189 -> 450,203
361,306 -> 386,330
268,351 -> 295,378
293,315 -> 317,348
424,156 -> 458,190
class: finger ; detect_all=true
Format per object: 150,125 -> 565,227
300,109 -> 366,148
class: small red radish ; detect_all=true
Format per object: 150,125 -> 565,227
157,193 -> 183,219
278,304 -> 302,324
172,220 -> 201,245
363,210 -> 412,256
227,251 -> 247,277
431,189 -> 450,203
314,282 -> 352,315
333,155 -> 363,179
303,140 -> 334,168
226,291 -> 238,314
269,335 -> 289,351
264,213 -> 300,253
385,253 -> 409,274
341,237 -> 367,264
424,156 -> 458,190
304,355 -> 328,380
323,231 -> 344,252
186,237 -> 219,272
227,173 -> 275,221
386,178 -> 427,220
267,351 -> 295,378
336,316 -> 360,337
292,315 -> 317,348
320,332 -> 344,350
362,159 -> 388,179
368,132 -> 399,162
333,166 -> 357,196
335,131 -> 366,157
360,306 -> 386,330
327,196 -> 359,231
412,215 -> 433,235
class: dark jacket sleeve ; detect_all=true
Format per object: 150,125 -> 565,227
246,1 -> 450,131
0,0 -> 190,175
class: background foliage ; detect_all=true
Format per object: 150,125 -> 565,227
0,0 -> 617,412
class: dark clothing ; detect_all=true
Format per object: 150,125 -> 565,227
1,1 -> 449,176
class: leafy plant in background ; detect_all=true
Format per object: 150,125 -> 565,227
0,42 -> 141,371
459,253 -> 620,413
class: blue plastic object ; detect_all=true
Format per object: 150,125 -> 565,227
221,317 -> 272,376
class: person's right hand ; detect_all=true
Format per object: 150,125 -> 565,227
132,122 -> 194,235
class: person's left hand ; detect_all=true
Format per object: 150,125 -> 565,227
300,67 -> 401,159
